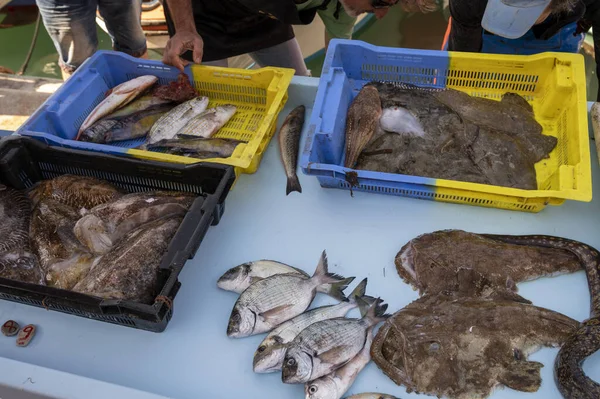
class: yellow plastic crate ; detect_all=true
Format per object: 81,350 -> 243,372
302,40 -> 593,212
128,65 -> 295,180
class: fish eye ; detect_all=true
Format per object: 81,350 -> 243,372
257,345 -> 266,353
308,385 -> 318,394
286,358 -> 296,366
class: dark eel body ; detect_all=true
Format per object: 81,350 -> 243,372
482,234 -> 600,399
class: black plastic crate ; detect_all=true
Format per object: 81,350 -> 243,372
0,136 -> 235,332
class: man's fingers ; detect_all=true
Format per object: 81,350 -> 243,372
192,38 -> 203,65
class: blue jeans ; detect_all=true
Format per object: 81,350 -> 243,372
35,0 -> 147,73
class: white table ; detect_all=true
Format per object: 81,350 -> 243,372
0,77 -> 598,399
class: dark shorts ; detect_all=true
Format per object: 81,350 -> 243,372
35,0 -> 147,73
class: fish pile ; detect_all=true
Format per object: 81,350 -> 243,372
371,229 -> 600,399
218,252 -> 391,399
76,74 -> 242,160
0,174 -> 194,303
344,82 -> 558,190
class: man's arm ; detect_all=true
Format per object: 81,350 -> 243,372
447,0 -> 487,52
162,0 -> 204,71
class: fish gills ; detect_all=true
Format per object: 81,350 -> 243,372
344,86 -> 382,169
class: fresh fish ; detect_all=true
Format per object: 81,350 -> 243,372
475,234 -> 600,399
145,96 -> 209,146
592,102 -> 600,166
370,294 -> 579,399
107,94 -> 173,119
176,104 -> 237,139
343,394 -> 399,399
29,199 -> 95,289
227,251 -> 354,338
344,85 -> 382,169
278,105 -> 305,195
0,187 -> 42,284
28,175 -> 122,210
77,75 -> 158,139
218,260 -> 309,293
395,229 -> 582,298
72,216 -> 182,303
79,104 -> 174,144
306,326 -> 376,399
379,106 -> 425,137
432,90 -> 556,163
253,279 -> 380,374
149,137 -> 242,158
282,299 -> 388,384
74,191 -> 195,255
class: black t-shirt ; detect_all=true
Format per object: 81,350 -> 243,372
163,0 -> 322,61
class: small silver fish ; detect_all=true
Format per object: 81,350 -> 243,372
177,104 -> 237,138
227,251 -> 354,338
343,394 -> 400,399
278,105 -> 305,195
77,75 -> 158,139
282,299 -> 388,384
253,279 -> 379,374
145,96 -> 209,146
306,327 -> 376,399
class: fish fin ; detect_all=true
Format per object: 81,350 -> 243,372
501,92 -> 533,113
259,304 -> 294,322
318,345 -> 353,364
285,175 -> 302,195
361,297 -> 390,325
348,278 -> 368,304
311,250 -> 353,301
499,361 -> 543,392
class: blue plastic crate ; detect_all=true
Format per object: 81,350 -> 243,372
299,39 -> 591,212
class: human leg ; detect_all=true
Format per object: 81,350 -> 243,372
35,0 -> 98,79
97,0 -> 147,58
248,38 -> 310,76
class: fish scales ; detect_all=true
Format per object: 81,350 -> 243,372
146,97 -> 209,145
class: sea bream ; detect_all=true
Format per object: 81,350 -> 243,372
77,75 -> 158,139
282,299 -> 388,384
176,104 -> 237,139
217,259 -> 353,299
370,294 -> 579,399
74,191 -> 195,255
305,326 -> 376,399
253,279 -> 381,374
226,251 -> 354,338
278,105 -> 305,195
145,96 -> 209,146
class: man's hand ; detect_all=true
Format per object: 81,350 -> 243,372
163,31 -> 204,72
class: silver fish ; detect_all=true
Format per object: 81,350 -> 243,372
72,216 -> 182,303
306,326 -> 376,399
73,191 -> 194,255
218,260 -> 309,293
149,137 -> 242,158
278,105 -> 305,195
253,279 -> 380,374
282,299 -> 388,384
107,94 -> 173,119
145,96 -> 209,146
343,394 -> 400,399
77,75 -> 158,139
177,104 -> 237,139
227,251 -> 354,338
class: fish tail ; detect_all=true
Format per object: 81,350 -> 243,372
312,250 -> 354,301
360,297 -> 390,326
347,278 -> 378,317
285,174 -> 302,196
